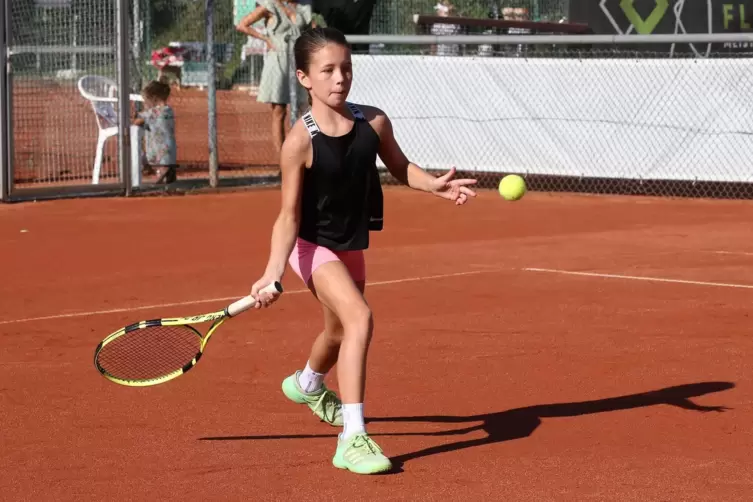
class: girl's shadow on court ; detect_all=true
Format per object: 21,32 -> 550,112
199,381 -> 733,473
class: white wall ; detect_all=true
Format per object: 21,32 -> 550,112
349,54 -> 753,182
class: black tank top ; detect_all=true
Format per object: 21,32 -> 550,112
298,102 -> 384,251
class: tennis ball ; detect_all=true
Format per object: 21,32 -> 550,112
498,174 -> 527,201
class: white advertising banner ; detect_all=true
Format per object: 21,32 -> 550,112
349,55 -> 753,182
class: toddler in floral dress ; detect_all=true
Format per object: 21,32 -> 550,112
133,80 -> 177,184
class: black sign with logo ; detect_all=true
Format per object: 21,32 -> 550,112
569,0 -> 753,55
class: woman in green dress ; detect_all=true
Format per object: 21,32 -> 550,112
236,1 -> 314,155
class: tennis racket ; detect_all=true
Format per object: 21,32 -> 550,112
94,281 -> 283,387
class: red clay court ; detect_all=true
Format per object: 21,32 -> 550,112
2,186 -> 752,500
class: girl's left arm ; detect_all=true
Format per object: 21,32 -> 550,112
370,108 -> 478,205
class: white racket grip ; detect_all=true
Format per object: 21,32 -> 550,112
227,281 -> 284,317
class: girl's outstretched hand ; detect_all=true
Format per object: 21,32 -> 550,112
429,167 -> 478,205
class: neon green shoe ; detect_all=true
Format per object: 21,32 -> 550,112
332,433 -> 392,474
281,371 -> 343,427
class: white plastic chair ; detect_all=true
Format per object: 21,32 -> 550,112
77,75 -> 143,184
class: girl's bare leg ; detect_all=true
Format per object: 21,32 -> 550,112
304,279 -> 366,377
270,103 -> 286,154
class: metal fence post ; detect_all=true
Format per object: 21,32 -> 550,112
289,38 -> 298,127
207,0 -> 218,188
0,0 -> 9,202
116,0 -> 131,195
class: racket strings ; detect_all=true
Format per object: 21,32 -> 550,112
96,325 -> 202,381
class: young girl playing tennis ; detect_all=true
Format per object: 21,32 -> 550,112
249,27 -> 477,475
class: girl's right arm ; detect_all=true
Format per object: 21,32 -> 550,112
250,123 -> 310,307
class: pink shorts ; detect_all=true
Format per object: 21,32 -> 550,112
288,237 -> 366,285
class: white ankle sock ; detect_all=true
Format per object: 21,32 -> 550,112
297,362 -> 324,393
341,403 -> 365,439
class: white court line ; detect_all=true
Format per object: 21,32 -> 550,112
0,269 -> 496,326
0,361 -> 72,367
712,250 -> 753,257
524,267 -> 753,290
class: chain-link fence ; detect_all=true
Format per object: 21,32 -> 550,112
345,36 -> 753,199
8,0 -> 119,189
4,0 -> 285,195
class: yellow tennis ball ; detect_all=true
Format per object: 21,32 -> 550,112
498,174 -> 527,201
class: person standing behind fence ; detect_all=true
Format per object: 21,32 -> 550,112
132,80 -> 177,184
430,1 -> 460,56
236,1 -> 314,156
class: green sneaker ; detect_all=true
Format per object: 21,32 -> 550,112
332,433 -> 392,474
281,371 -> 343,427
